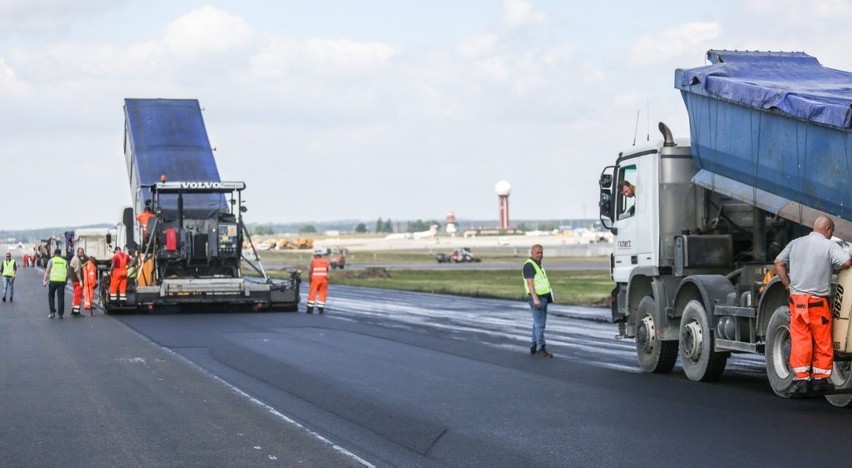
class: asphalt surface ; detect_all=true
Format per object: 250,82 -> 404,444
0,267 -> 363,467
5,266 -> 852,467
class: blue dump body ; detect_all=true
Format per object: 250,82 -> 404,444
675,50 -> 852,223
123,98 -> 227,219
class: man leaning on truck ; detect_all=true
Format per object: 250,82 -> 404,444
774,215 -> 852,397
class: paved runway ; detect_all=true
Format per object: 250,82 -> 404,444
0,267 -> 363,467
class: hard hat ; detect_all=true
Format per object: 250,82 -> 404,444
313,248 -> 325,256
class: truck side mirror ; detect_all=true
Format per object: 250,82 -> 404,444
599,189 -> 614,230
599,173 -> 613,189
105,233 -> 112,245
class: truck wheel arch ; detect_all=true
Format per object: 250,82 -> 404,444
672,275 -> 735,324
756,279 -> 788,339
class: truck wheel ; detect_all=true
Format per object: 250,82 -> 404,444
679,299 -> 728,382
635,296 -> 677,373
827,361 -> 852,407
765,305 -> 793,398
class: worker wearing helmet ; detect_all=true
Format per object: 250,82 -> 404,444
307,249 -> 330,314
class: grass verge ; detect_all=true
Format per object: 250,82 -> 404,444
269,268 -> 614,307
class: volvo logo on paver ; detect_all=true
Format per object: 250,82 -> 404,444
181,181 -> 223,189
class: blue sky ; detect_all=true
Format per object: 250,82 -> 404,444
2,0 -> 851,230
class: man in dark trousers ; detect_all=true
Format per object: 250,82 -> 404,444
42,249 -> 68,319
523,244 -> 554,358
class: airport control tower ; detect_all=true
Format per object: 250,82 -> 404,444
446,210 -> 457,235
495,180 -> 511,230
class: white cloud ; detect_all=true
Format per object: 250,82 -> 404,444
162,5 -> 253,58
249,37 -> 400,81
456,34 -> 498,59
630,22 -> 721,65
0,0 -> 117,36
502,0 -> 546,27
747,0 -> 852,22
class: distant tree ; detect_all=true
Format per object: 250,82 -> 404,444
354,223 -> 368,234
407,220 -> 426,232
298,224 -> 317,234
252,224 -> 274,236
383,219 -> 393,233
407,220 -> 442,232
375,218 -> 384,233
517,222 -> 529,231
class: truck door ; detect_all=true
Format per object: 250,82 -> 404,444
611,155 -> 658,283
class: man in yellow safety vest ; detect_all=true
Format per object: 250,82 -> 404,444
523,244 -> 554,358
43,249 -> 69,319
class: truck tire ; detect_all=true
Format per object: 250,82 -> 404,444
765,305 -> 793,398
635,296 -> 677,374
827,361 -> 852,407
679,299 -> 728,382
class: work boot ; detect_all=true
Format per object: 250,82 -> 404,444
537,346 -> 554,358
306,307 -> 314,314
2,297 -> 5,302
810,378 -> 835,395
530,344 -> 537,355
788,379 -> 810,398
318,307 -> 324,314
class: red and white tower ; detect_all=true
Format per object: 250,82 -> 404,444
445,210 -> 457,235
495,181 -> 511,230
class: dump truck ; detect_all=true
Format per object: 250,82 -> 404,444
35,237 -> 62,267
599,50 -> 852,406
102,98 -> 300,313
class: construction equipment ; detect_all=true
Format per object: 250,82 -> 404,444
436,248 -> 481,263
599,50 -> 852,404
35,237 -> 62,268
101,98 -> 300,313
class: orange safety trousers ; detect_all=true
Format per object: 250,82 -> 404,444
789,294 -> 833,380
308,278 -> 328,306
109,268 -> 127,300
83,262 -> 98,309
72,281 -> 83,312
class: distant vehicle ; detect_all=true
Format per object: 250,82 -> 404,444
329,247 -> 348,269
436,248 -> 481,263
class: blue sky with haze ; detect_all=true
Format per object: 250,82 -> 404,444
1,0 -> 848,230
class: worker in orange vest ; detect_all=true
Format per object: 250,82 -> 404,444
136,202 -> 157,247
109,247 -> 131,303
82,255 -> 99,315
307,250 -> 330,314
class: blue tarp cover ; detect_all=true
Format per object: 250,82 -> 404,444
124,99 -> 227,219
677,50 -> 852,129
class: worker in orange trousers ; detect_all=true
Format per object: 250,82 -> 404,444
307,250 -> 330,314
109,247 -> 131,303
83,256 -> 99,315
